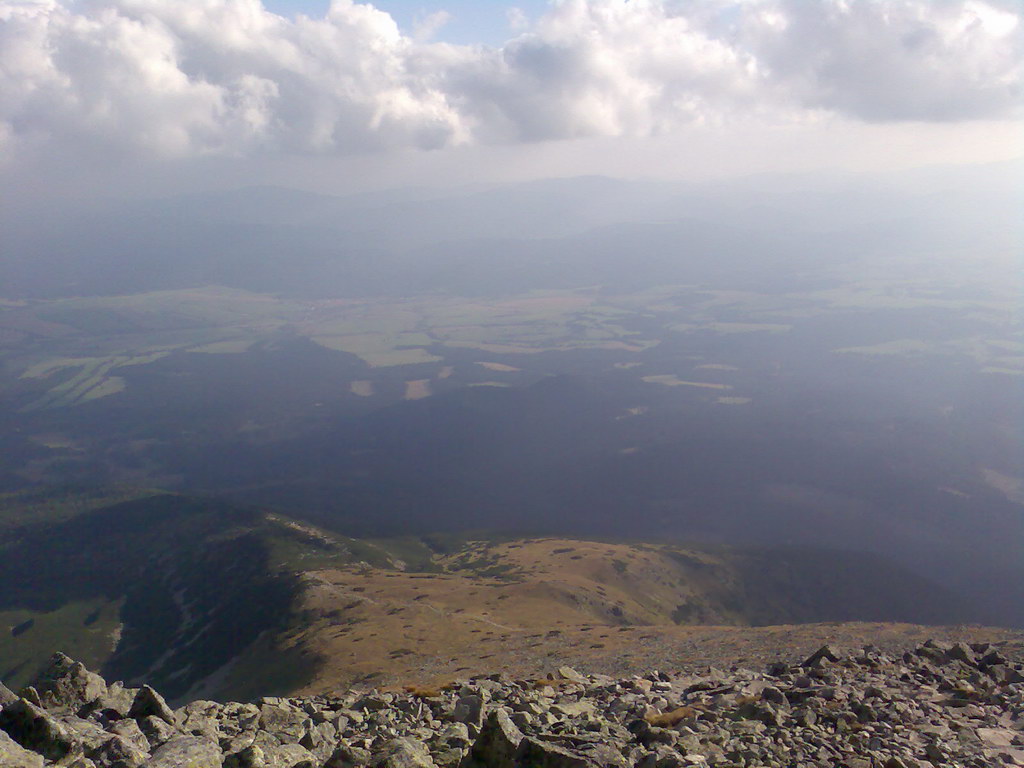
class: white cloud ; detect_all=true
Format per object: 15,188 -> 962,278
0,0 -> 1020,161
412,9 -> 451,42
737,0 -> 1024,121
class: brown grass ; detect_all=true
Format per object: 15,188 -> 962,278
645,706 -> 701,727
404,685 -> 446,699
283,538 -> 1024,697
530,677 -> 579,689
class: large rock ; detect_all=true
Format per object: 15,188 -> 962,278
258,703 -> 309,743
129,686 -> 178,727
267,743 -> 318,768
107,718 -> 151,752
0,698 -> 79,761
144,735 -> 222,768
324,744 -> 373,767
139,715 -> 179,750
82,682 -> 140,720
224,742 -> 319,768
464,710 -> 523,768
223,745 -> 265,768
576,744 -> 630,768
31,653 -> 107,712
452,694 -> 488,731
178,700 -> 224,742
88,734 -> 150,768
0,680 -> 18,706
59,713 -> 117,753
0,728 -> 44,768
370,738 -> 437,768
557,667 -> 588,685
514,738 -> 599,768
802,646 -> 841,668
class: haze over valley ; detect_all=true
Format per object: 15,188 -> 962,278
1,5 -> 1023,763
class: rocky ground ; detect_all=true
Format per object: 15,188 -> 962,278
2,640 -> 1023,768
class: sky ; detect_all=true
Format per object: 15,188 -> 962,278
1,0 -> 1022,202
262,0 -> 552,44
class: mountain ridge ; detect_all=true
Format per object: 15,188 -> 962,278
0,489 -> 1007,704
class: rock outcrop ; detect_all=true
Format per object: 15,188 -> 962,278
1,641 -> 1023,767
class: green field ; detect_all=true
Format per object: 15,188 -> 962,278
0,599 -> 124,689
2,274 -> 1022,415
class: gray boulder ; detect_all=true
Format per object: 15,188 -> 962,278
224,742 -> 319,768
139,715 -> 179,750
370,738 -> 437,768
129,686 -> 178,727
178,700 -> 223,742
88,734 -> 149,768
258,703 -> 309,743
576,743 -> 630,768
946,642 -> 977,666
0,727 -> 44,768
223,745 -> 266,768
0,698 -> 79,761
30,653 -> 107,712
58,713 -> 116,753
266,743 -> 319,768
803,645 -> 841,668
106,718 -> 151,751
452,694 -> 488,731
324,744 -> 372,767
18,687 -> 42,707
557,667 -> 588,685
514,738 -> 598,768
0,680 -> 18,706
144,734 -> 222,767
83,681 -> 140,720
464,710 -> 523,768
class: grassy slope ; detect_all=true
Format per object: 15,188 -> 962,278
0,491 -> 984,700
275,536 -> 979,694
0,490 -> 367,698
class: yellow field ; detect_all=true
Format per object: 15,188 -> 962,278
350,380 -> 374,397
642,375 -> 732,390
404,380 -> 432,400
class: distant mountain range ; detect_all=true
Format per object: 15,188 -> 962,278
3,163 -> 1020,298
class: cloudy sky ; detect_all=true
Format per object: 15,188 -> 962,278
1,0 -> 1022,199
